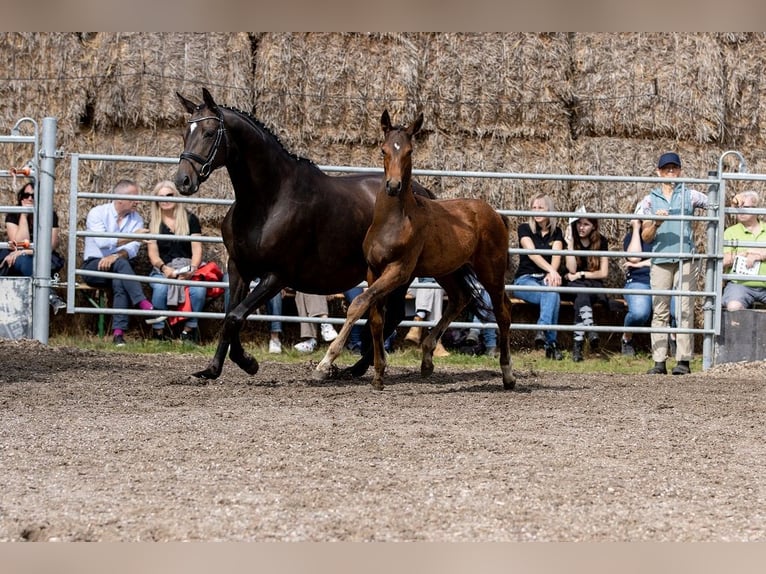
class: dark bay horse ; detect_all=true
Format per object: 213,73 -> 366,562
315,111 -> 515,390
174,88 -> 434,380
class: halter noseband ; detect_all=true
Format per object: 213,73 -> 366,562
179,110 -> 226,180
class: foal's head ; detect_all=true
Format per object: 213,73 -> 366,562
380,110 -> 424,197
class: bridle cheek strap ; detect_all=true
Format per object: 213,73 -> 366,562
179,114 -> 225,181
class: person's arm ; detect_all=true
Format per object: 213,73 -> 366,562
190,236 -> 203,270
625,221 -> 644,264
564,226 -> 578,275
8,214 -> 31,244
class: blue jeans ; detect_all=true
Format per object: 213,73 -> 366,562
83,256 -> 147,332
344,286 -> 364,348
513,274 -> 560,345
149,269 -> 207,329
470,289 -> 497,348
623,279 -> 652,328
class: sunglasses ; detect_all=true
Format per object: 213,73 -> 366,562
158,194 -> 175,199
20,192 -> 34,200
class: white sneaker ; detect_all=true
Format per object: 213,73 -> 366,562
294,338 -> 317,353
320,323 -> 338,342
268,338 -> 282,354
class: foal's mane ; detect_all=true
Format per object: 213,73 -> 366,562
220,105 -> 317,168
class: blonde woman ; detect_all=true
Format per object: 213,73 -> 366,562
146,180 -> 206,344
512,194 -> 565,360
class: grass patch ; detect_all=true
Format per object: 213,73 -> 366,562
48,334 -> 703,375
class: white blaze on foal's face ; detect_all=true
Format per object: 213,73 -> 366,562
189,122 -> 198,134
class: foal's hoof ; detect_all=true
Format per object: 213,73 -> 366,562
421,361 -> 435,378
371,379 -> 385,391
313,364 -> 337,381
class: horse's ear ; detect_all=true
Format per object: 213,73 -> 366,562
202,88 -> 218,112
177,92 -> 197,114
409,113 -> 424,137
381,109 -> 392,134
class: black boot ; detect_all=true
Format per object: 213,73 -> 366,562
587,332 -> 600,352
545,341 -> 563,360
572,340 -> 584,362
646,361 -> 667,375
671,360 -> 691,375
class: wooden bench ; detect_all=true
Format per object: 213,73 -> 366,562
52,282 -> 108,337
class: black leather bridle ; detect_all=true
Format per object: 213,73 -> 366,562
179,108 -> 226,181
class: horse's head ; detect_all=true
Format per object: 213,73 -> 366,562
174,88 -> 227,196
380,110 -> 423,197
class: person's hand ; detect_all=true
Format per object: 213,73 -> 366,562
564,226 -> 573,246
98,253 -> 119,271
543,270 -> 561,287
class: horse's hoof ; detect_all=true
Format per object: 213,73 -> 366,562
348,358 -> 371,378
192,368 -> 219,381
421,362 -> 434,378
371,380 -> 385,391
241,361 -> 259,376
503,379 -> 516,390
313,364 -> 338,380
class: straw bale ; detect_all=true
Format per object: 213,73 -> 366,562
83,33 -> 255,130
570,33 -> 724,143
0,32 -> 88,142
420,33 -> 571,141
254,33 -> 426,146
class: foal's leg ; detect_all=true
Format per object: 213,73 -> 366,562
419,275 -> 469,378
367,297 -> 388,390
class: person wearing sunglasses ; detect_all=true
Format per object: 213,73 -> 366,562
145,180 -> 206,345
1,181 -> 66,311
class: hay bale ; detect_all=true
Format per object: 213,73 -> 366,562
571,33 -> 724,143
254,32 -> 425,148
420,33 -> 571,140
83,32 -> 255,129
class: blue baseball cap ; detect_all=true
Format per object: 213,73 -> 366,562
657,152 -> 681,169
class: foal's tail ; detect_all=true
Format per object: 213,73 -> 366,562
457,265 -> 495,323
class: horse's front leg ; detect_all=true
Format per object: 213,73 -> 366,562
314,286 -> 378,379
368,297 -> 387,390
193,266 -> 249,379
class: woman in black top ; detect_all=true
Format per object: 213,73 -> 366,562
512,194 -> 564,360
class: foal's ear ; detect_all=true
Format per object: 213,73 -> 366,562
409,113 -> 424,137
381,109 -> 392,133
177,92 -> 197,114
202,88 -> 219,112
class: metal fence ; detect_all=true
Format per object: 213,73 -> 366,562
5,116 -> 766,370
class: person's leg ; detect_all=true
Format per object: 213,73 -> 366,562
265,292 -> 283,353
12,253 -> 34,276
183,285 -> 208,330
343,287 -> 364,349
674,261 -> 695,363
149,270 -> 169,332
295,291 -> 318,340
648,263 -> 672,371
721,282 -> 752,312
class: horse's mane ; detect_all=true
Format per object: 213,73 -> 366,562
221,105 -> 318,169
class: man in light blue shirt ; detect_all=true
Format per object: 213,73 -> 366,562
82,179 -> 163,346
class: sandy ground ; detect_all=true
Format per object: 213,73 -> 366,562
1,339 -> 764,541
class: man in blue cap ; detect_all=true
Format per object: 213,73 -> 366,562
636,152 -> 708,375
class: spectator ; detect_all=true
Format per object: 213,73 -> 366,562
404,277 -> 450,357
145,180 -> 206,345
564,207 -> 609,362
0,181 -> 66,311
81,179 -> 162,346
342,286 -> 365,354
721,190 -> 766,311
637,151 -> 708,375
620,218 -> 653,356
511,194 -> 564,360
465,287 -> 498,357
293,291 -> 339,353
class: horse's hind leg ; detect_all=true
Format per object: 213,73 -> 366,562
420,275 -> 468,377
488,287 -> 515,390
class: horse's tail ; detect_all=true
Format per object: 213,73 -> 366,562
456,265 -> 495,323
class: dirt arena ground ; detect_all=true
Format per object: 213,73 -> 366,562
1,338 -> 764,542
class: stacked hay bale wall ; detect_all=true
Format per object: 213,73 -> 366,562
2,32 -> 766,291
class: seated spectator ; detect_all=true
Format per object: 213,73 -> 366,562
404,277 -> 450,357
722,190 -> 766,311
343,286 -> 365,354
564,207 -> 609,362
81,179 -> 162,346
0,180 -> 66,311
620,218 -> 652,356
465,287 -> 498,357
145,180 -> 206,344
293,291 -> 339,353
511,194 -> 564,360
